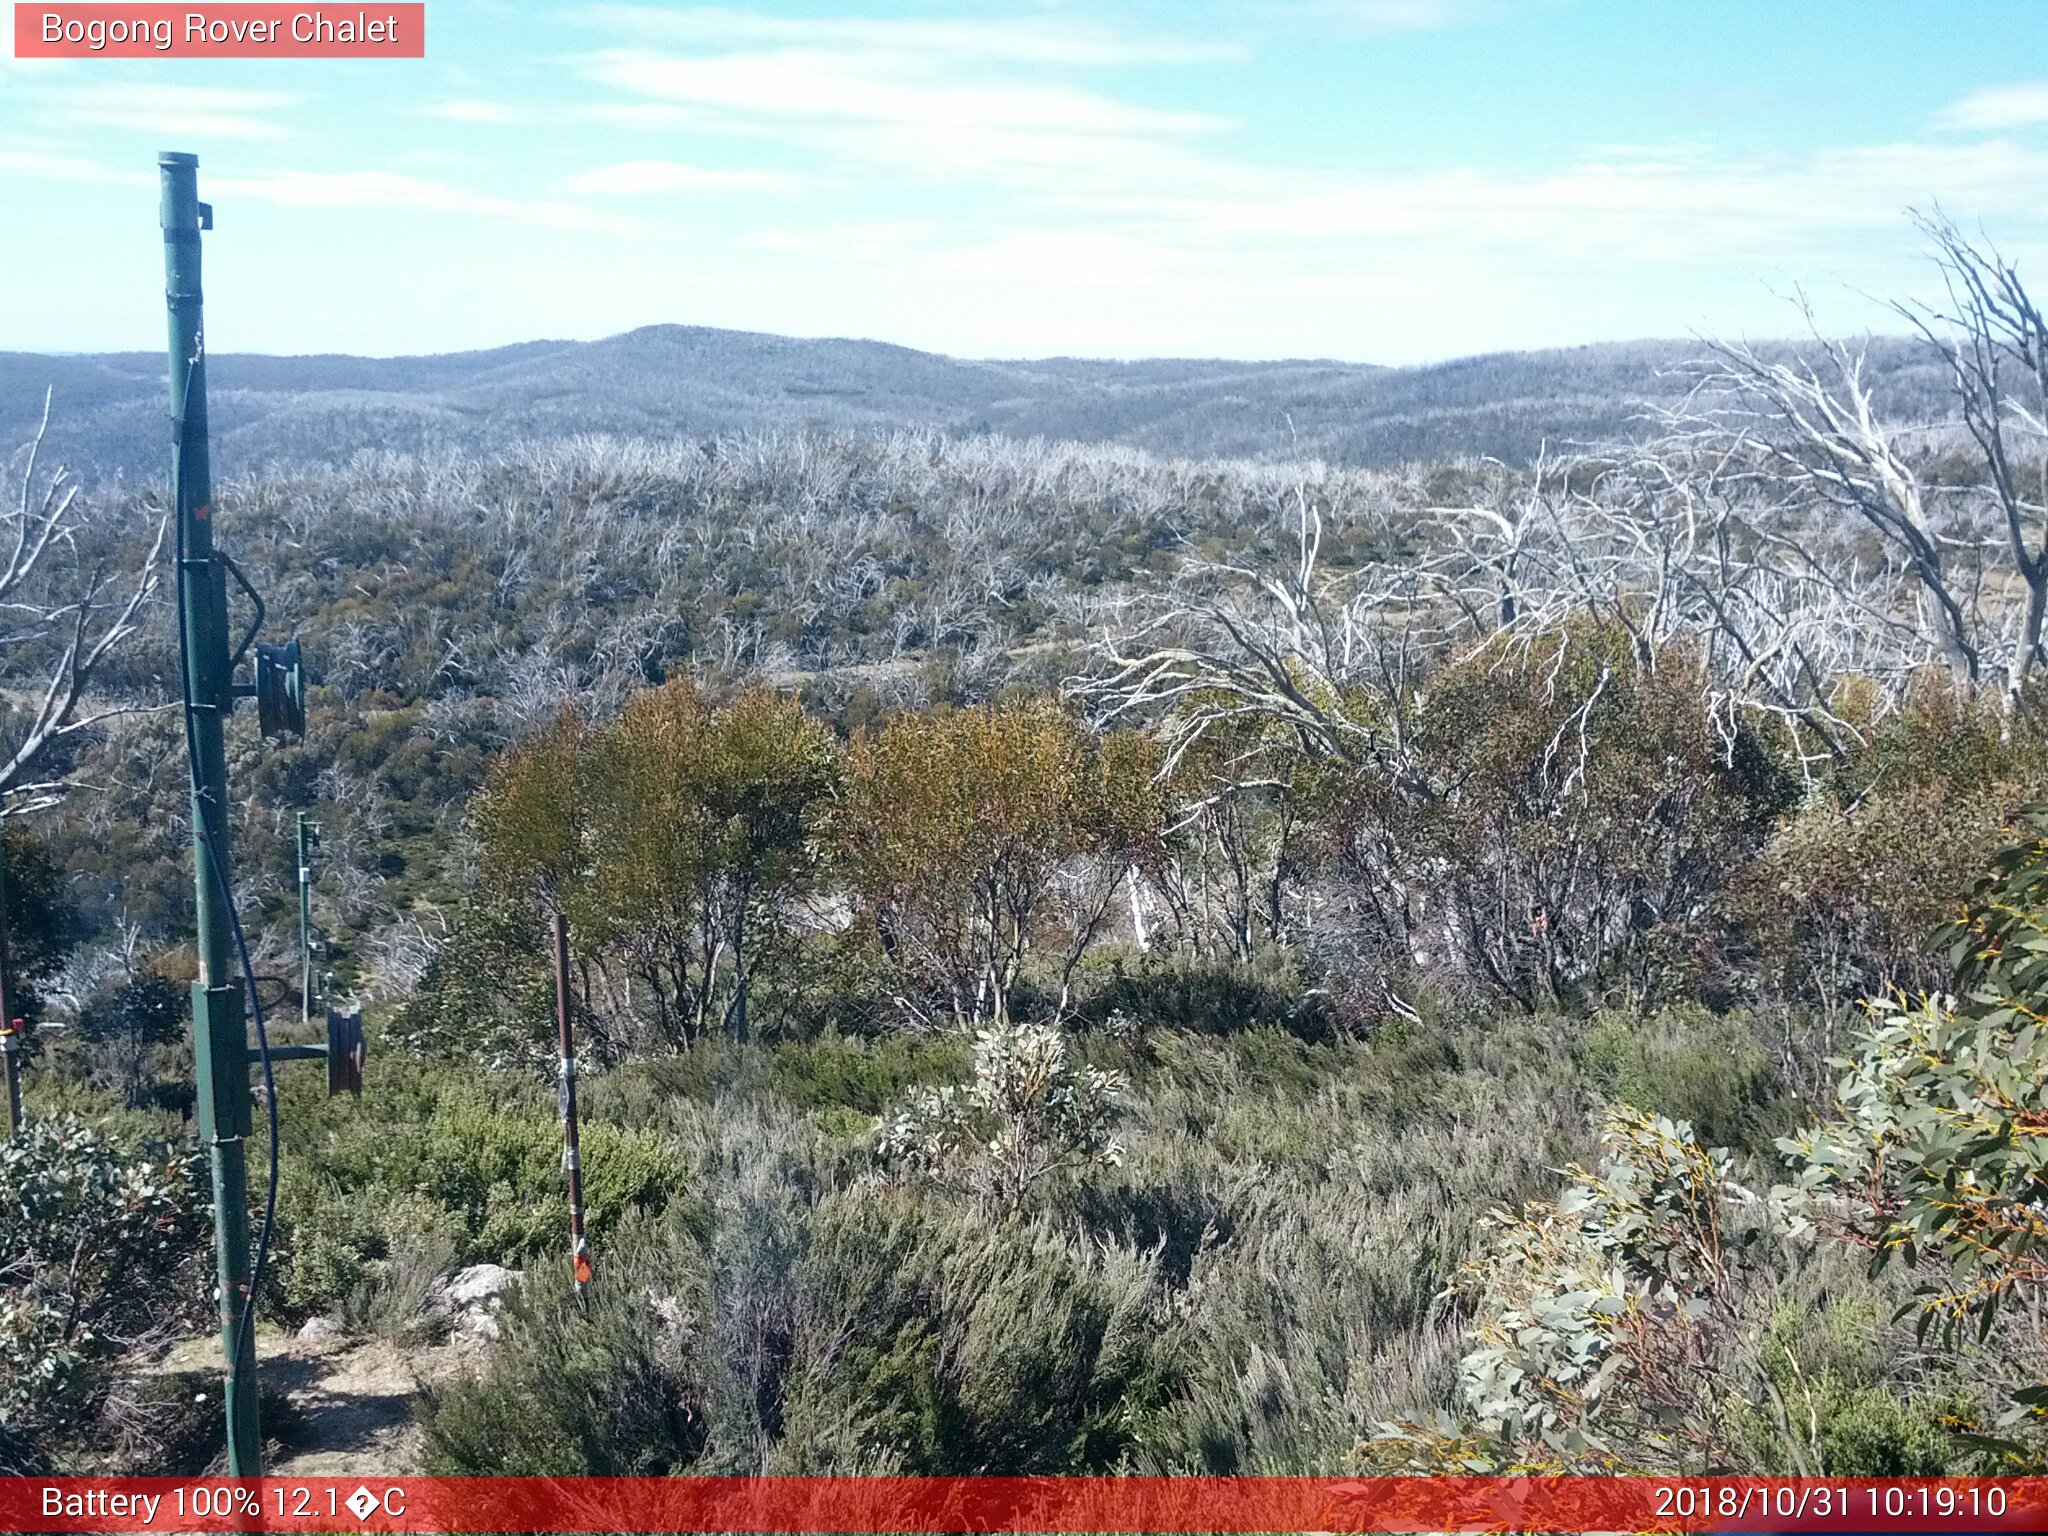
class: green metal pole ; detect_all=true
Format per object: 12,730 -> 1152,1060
297,814 -> 313,1027
161,150 -> 261,1476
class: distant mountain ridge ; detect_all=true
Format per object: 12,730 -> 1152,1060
0,324 -> 1947,482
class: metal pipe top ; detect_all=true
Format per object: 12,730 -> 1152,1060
159,150 -> 198,167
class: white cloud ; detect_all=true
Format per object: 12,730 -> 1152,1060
591,50 -> 1226,139
1089,138 -> 2048,271
1938,81 -> 2048,132
1279,0 -> 1470,32
579,30 -> 1233,212
0,144 -> 143,186
12,4 -> 2047,364
564,158 -> 803,195
1257,0 -> 1545,35
428,99 -> 522,124
567,8 -> 2048,353
208,169 -> 629,230
578,6 -> 1241,66
32,83 -> 301,140
573,4 -> 1240,214
678,128 -> 2048,361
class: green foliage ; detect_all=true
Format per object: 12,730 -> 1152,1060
472,709 -> 586,915
1579,1006 -> 1794,1158
790,1194 -> 1179,1473
1150,713 -> 1305,967
1427,1108 -> 1747,1469
0,1115 -> 207,1471
838,698 -> 1162,1028
1720,1303 -> 1968,1474
74,970 -> 187,1111
1363,804 -> 2048,1474
769,1034 -> 971,1114
0,819 -> 82,1025
1778,993 -> 2048,1392
582,681 -> 838,1044
1079,948 -> 1320,1040
412,1007 -> 1608,1479
278,1181 -> 457,1330
1729,678 -> 2048,1014
275,1054 -> 690,1318
469,680 -> 840,1052
1365,1106 -> 1988,1474
876,1023 -> 1126,1208
1770,805 -> 2048,1435
1317,628 -> 1789,1015
385,896 -> 557,1067
423,1189 -> 1180,1477
420,1235 -> 708,1475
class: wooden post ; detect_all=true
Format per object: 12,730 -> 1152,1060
552,912 -> 591,1299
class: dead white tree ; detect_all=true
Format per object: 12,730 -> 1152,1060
1896,210 -> 2048,714
1090,480 -> 1437,775
0,391 -> 168,815
1678,320 -> 1981,690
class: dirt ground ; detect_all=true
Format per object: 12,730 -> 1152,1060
151,1326 -> 478,1475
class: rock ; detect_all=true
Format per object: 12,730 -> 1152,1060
431,1264 -> 521,1340
295,1315 -> 343,1352
439,1263 -> 521,1310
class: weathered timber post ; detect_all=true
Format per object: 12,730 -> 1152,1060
552,912 -> 592,1300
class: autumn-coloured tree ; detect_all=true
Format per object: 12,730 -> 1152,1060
472,707 -> 589,919
837,697 -> 1161,1028
583,680 -> 836,1044
1150,703 -> 1306,963
471,681 -> 836,1050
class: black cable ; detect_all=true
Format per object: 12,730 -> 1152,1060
171,345 -> 279,1425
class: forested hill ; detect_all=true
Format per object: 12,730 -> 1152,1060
1,326 -> 1947,480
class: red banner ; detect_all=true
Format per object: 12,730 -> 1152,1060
3,1477 -> 2044,1533
13,4 -> 424,58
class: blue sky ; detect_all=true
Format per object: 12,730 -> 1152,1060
5,0 -> 2047,361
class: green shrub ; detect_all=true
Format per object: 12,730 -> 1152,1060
876,1024 -> 1125,1209
1315,628 -> 1791,1015
1716,1297 -> 1975,1474
278,1181 -> 451,1318
770,1034 -> 970,1114
74,971 -> 188,1113
275,1052 -> 690,1317
420,1235 -> 708,1475
1580,1006 -> 1795,1158
383,898 -> 555,1068
788,1192 -> 1180,1474
581,1041 -> 759,1120
420,1171 -> 1181,1478
1079,949 -> 1321,1040
1729,679 -> 2048,1015
0,1115 -> 207,1472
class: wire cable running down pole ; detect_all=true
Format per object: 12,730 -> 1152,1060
0,836 -> 22,1139
298,813 -> 318,1026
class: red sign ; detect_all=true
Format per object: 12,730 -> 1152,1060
14,4 -> 424,57
0,1477 -> 2040,1533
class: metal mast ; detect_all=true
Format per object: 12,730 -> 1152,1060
161,149 -> 261,1475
